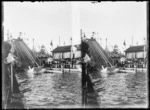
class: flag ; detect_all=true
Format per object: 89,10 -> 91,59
50,40 -> 53,46
92,32 -> 95,37
70,37 -> 72,45
143,37 -> 145,45
84,33 -> 86,38
123,40 -> 126,46
19,32 -> 22,37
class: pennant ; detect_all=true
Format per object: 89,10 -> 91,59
123,40 -> 126,46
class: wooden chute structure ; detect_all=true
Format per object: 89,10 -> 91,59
84,38 -> 114,69
12,39 -> 40,69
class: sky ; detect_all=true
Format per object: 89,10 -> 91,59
80,2 -> 147,52
3,1 -> 147,53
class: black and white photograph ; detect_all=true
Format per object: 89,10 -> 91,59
2,1 -> 148,109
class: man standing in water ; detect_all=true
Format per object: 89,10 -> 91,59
82,40 -> 99,107
2,41 -> 24,109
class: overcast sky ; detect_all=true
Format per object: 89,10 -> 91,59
3,1 -> 147,53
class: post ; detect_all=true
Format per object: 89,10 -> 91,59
62,63 -> 64,74
11,63 -> 13,93
135,62 -> 137,74
143,39 -> 146,68
69,64 -> 70,73
71,58 -> 72,69
63,65 -> 64,73
71,38 -> 73,68
142,38 -> 145,70
83,84 -> 87,108
142,63 -> 143,72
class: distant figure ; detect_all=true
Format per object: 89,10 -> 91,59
42,61 -> 45,68
49,61 -> 51,69
61,64 -> 64,73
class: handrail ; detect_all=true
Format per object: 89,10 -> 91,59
95,41 -> 112,66
88,41 -> 102,68
14,41 -> 29,67
20,41 -> 39,66
94,41 -> 110,65
19,42 -> 35,64
22,41 -> 40,64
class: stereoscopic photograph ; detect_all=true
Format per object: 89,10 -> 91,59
2,1 -> 148,109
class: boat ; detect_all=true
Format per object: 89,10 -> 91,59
27,66 -> 46,77
107,66 -> 120,74
27,66 -> 34,79
100,65 -> 108,78
33,66 -> 46,74
44,69 -> 62,73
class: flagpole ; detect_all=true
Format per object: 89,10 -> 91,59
106,38 -> 107,52
80,29 -> 82,41
143,37 -> 145,68
71,37 -> 73,68
132,36 -> 133,46
33,38 -> 34,52
59,36 -> 60,46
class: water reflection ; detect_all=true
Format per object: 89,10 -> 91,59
17,71 -> 82,108
97,71 -> 148,108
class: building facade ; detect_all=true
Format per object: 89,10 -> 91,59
125,45 -> 146,60
52,44 -> 81,60
125,45 -> 147,67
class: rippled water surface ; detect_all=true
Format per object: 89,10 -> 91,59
97,70 -> 148,108
17,70 -> 82,108
17,69 -> 148,108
